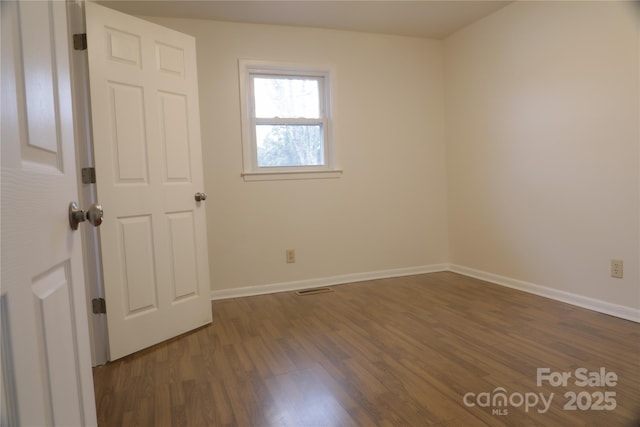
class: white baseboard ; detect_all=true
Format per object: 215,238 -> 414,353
449,264 -> 640,323
210,263 -> 639,323
210,264 -> 449,300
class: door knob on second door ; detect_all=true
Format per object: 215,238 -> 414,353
69,202 -> 103,230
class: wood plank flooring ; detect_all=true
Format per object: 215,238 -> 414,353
93,272 -> 640,426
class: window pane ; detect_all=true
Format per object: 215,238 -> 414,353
253,77 -> 320,119
256,124 -> 324,167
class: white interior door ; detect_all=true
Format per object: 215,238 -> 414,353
85,3 -> 212,361
1,0 -> 97,425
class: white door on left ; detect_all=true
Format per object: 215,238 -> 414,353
1,0 -> 97,425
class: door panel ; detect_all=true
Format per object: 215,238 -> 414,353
32,262 -> 84,426
119,215 -> 158,315
159,91 -> 192,181
167,211 -> 199,300
156,42 -> 185,76
107,28 -> 142,66
19,1 -> 61,162
86,2 -> 212,360
1,0 -> 97,424
108,83 -> 150,183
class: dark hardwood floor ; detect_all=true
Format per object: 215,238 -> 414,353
93,272 -> 640,426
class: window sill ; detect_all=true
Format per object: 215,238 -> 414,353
241,169 -> 343,182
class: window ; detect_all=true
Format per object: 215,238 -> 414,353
239,60 -> 341,181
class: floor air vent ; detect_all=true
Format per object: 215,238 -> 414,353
296,287 -> 333,296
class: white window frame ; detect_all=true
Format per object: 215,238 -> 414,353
238,60 -> 341,181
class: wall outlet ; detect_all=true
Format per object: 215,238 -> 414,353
611,259 -> 623,279
286,249 -> 296,264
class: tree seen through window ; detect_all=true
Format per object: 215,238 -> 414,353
253,76 -> 325,167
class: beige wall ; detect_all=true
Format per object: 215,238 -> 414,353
445,1 -> 639,309
146,18 -> 450,292
146,1 -> 639,313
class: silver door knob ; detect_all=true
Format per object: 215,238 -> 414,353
195,192 -> 207,202
69,202 -> 104,230
86,203 -> 104,227
69,202 -> 85,230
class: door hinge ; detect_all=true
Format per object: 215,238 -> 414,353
81,167 -> 96,184
73,33 -> 87,50
92,298 -> 106,314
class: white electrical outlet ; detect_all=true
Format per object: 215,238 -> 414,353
286,249 -> 296,264
611,259 -> 623,279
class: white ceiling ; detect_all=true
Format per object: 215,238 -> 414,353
98,0 -> 513,40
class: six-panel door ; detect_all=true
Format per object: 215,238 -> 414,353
86,2 -> 212,361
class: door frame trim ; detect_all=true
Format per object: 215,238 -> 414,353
66,0 -> 109,366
